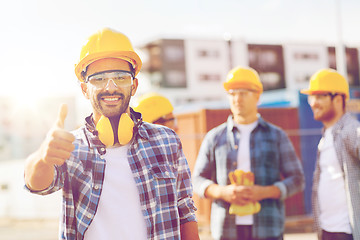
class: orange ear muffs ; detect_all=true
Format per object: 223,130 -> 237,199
96,113 -> 134,146
96,116 -> 114,146
118,113 -> 134,145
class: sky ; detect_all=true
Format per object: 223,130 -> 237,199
1,0 -> 360,106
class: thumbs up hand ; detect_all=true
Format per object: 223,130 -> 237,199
39,103 -> 75,167
24,104 -> 75,191
55,103 -> 68,129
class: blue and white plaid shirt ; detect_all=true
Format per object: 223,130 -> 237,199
312,113 -> 360,240
193,115 -> 305,240
27,110 -> 197,240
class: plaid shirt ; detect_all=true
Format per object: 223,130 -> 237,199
28,110 -> 197,240
193,115 -> 305,240
312,113 -> 360,240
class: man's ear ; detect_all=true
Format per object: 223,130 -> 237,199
131,78 -> 139,96
80,82 -> 90,99
334,94 -> 345,111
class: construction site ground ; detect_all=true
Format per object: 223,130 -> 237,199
0,215 -> 317,240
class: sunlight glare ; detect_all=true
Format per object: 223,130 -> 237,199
11,82 -> 42,115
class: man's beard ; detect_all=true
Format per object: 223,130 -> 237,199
314,105 -> 336,122
92,90 -> 132,118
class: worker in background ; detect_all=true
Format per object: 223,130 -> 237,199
133,92 -> 178,132
301,69 -> 360,240
24,28 -> 199,240
192,66 -> 305,240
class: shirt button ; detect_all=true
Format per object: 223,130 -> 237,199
100,155 -> 105,159
87,213 -> 92,218
94,185 -> 99,190
100,147 -> 105,152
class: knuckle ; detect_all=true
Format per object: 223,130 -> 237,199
49,128 -> 59,137
70,134 -> 75,141
55,159 -> 65,166
48,140 -> 56,148
43,156 -> 50,164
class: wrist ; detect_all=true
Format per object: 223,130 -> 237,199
204,184 -> 223,200
264,185 -> 281,200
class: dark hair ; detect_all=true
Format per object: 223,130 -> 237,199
128,62 -> 135,78
330,94 -> 346,110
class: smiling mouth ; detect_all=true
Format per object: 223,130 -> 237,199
102,97 -> 120,101
101,96 -> 122,104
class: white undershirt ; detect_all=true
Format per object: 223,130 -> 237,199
84,145 -> 147,240
318,127 -> 352,234
235,121 -> 257,226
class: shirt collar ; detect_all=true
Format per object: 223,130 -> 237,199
226,113 -> 268,132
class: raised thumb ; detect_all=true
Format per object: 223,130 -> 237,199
55,103 -> 68,129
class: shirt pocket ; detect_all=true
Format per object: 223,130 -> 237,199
150,164 -> 177,208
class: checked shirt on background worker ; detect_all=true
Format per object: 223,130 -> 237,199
133,92 -> 178,132
301,69 -> 360,240
24,28 -> 199,240
192,66 -> 305,240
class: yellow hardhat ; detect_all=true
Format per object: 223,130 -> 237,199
133,93 -> 174,123
223,66 -> 263,93
301,68 -> 349,100
75,28 -> 142,81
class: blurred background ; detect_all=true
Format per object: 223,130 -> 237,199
1,0 -> 360,239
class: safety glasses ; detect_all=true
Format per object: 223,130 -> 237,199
85,70 -> 134,88
227,89 -> 256,98
307,93 -> 338,105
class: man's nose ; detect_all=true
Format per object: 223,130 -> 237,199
104,79 -> 118,92
308,97 -> 318,107
233,93 -> 244,102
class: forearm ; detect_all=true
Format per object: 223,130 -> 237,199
256,185 -> 281,200
204,184 -> 223,200
180,221 -> 199,240
278,132 -> 305,197
24,150 -> 55,191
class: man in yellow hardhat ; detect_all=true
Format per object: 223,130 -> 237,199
24,28 -> 199,240
301,69 -> 360,240
133,92 -> 178,132
193,66 -> 305,240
